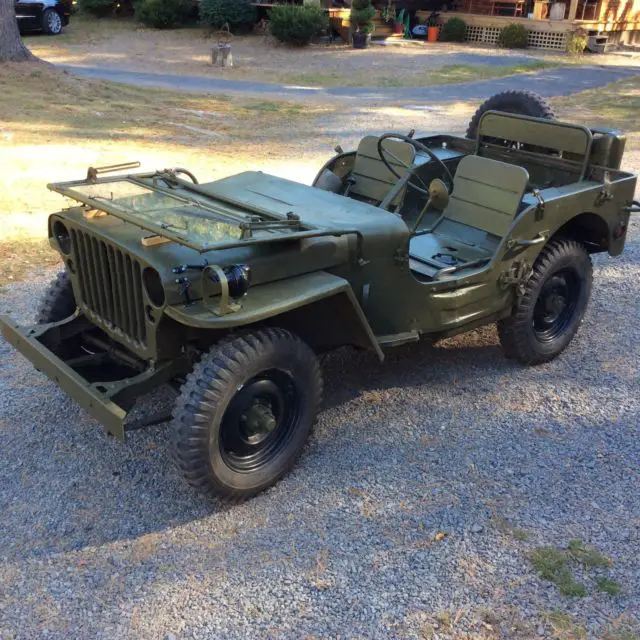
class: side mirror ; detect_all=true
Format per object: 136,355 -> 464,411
428,178 -> 449,211
410,178 -> 450,235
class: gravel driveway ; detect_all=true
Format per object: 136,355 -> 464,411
0,220 -> 638,638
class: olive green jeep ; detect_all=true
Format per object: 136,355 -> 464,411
1,92 -> 638,501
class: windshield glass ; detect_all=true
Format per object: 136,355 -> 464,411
71,181 -> 244,244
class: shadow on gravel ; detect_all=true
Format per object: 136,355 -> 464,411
320,338 -> 507,412
1,245 -> 638,567
1,331 -> 527,560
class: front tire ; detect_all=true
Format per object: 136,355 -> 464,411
498,238 -> 592,365
42,9 -> 63,35
36,270 -> 76,324
171,328 -> 323,502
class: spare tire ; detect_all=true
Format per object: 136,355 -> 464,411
466,90 -> 555,140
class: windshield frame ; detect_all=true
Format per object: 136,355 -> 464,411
48,172 -> 318,252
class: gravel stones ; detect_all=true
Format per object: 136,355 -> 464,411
0,223 -> 638,639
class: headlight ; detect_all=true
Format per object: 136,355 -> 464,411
224,264 -> 251,299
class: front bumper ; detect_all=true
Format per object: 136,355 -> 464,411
0,314 -> 127,439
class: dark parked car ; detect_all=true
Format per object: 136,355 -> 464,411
16,0 -> 72,35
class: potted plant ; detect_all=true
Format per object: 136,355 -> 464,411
351,0 -> 376,48
426,10 -> 440,42
380,0 -> 396,25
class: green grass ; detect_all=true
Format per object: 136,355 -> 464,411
512,528 -> 529,541
568,539 -> 613,568
529,540 -> 622,599
552,76 -> 640,133
244,101 -> 305,116
529,547 -> 588,597
545,611 -> 587,639
596,577 -> 622,596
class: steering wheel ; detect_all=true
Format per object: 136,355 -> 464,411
377,133 -> 454,196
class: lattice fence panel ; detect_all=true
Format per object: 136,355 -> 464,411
465,25 -> 501,44
527,30 -> 567,49
464,25 -> 568,49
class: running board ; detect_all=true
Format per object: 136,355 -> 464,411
376,331 -> 420,348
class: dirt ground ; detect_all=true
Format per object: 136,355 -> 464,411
1,54 -> 638,283
0,61 -> 333,282
24,16 -> 639,88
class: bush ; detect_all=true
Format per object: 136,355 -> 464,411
268,5 -> 329,46
135,0 -> 193,28
78,0 -> 116,17
498,23 -> 529,48
351,0 -> 376,33
441,17 -> 466,42
199,0 -> 257,30
566,31 -> 587,54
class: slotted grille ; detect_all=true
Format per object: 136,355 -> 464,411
71,229 -> 146,345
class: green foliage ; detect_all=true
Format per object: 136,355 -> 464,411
351,0 -> 376,33
381,1 -> 396,24
440,17 -> 467,42
78,0 -> 116,18
135,0 -> 193,28
567,31 -> 588,54
498,23 -> 529,48
268,5 -> 329,46
199,0 -> 257,30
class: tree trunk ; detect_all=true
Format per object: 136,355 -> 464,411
0,0 -> 36,62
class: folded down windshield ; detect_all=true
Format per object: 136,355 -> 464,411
49,176 -> 305,252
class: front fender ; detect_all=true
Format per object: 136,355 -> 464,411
165,271 -> 384,360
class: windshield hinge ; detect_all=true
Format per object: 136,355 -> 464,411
530,188 -> 545,220
239,211 -> 302,239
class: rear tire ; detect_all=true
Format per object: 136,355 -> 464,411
171,328 -> 323,502
36,270 -> 77,324
466,90 -> 555,140
498,238 -> 592,365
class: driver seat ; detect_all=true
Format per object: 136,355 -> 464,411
348,136 -> 416,206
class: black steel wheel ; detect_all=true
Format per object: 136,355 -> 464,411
171,328 -> 323,502
36,269 -> 77,324
532,268 -> 581,343
498,238 -> 592,365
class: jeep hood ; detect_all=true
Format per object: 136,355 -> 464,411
49,170 -> 407,253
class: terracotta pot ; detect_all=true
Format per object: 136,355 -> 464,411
427,26 -> 440,42
393,22 -> 404,34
